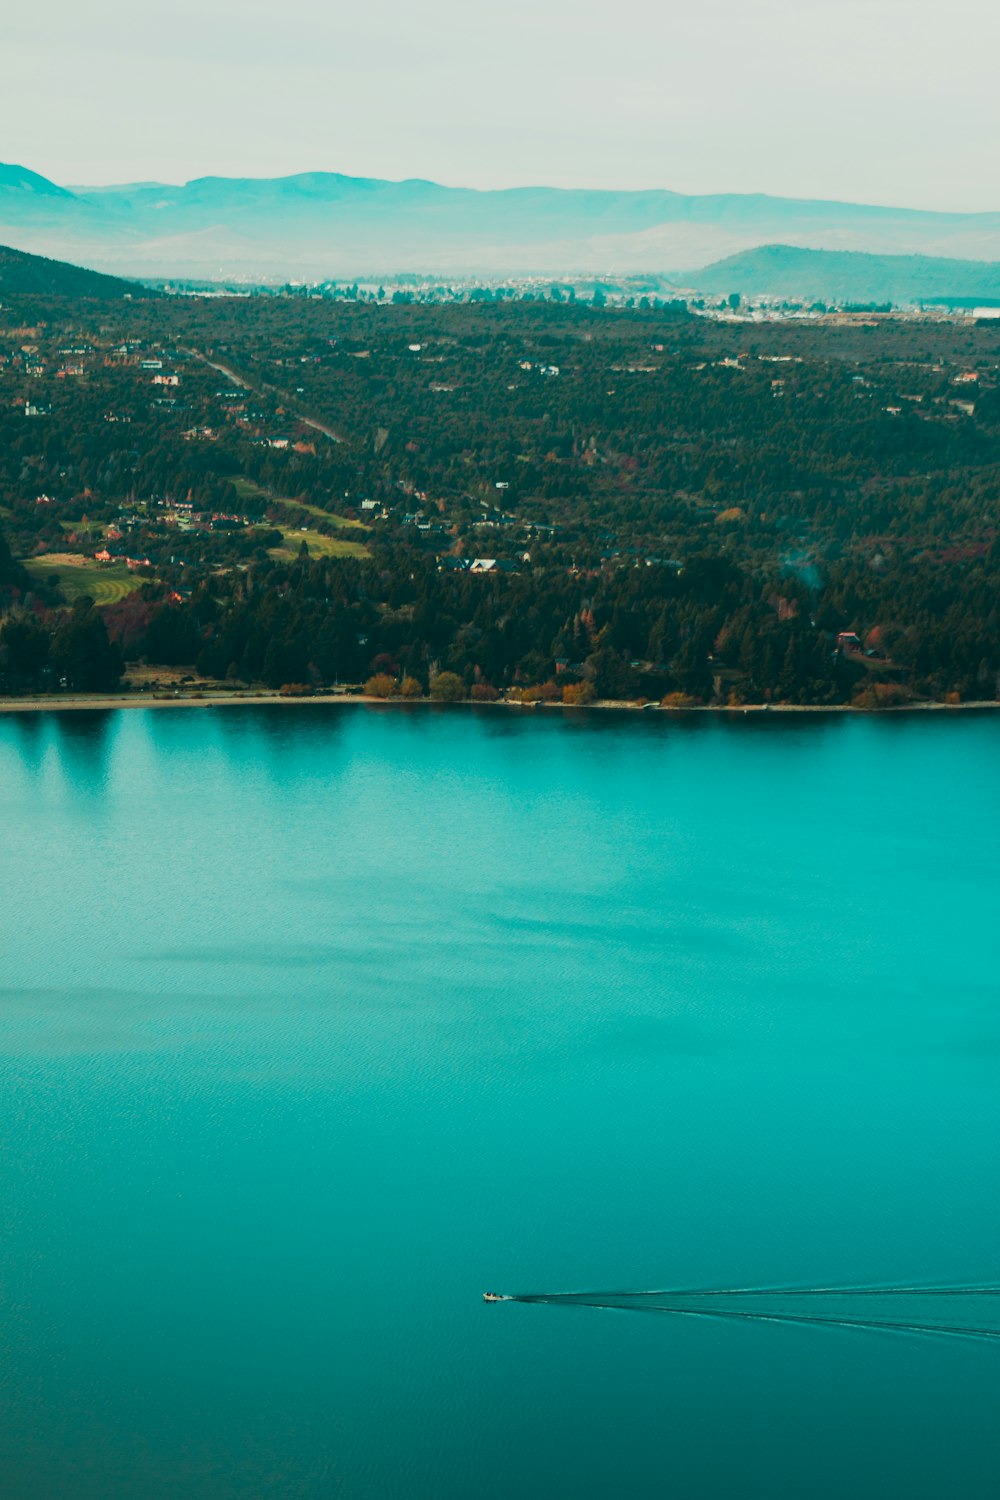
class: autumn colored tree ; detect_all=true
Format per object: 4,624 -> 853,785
365,672 -> 398,698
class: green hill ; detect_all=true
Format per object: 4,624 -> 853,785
688,244 -> 1000,306
0,243 -> 146,299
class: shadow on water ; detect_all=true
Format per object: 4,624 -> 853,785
210,701 -> 350,780
463,703 -> 858,742
236,702 -> 349,745
5,711 -> 48,777
49,711 -> 115,792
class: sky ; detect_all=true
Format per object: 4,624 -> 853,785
3,0 -> 997,211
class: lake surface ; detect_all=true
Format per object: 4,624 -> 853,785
1,705 -> 998,1498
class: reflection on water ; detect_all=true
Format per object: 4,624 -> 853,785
6,708 -> 47,776
49,709 -> 116,791
0,705 -> 998,1500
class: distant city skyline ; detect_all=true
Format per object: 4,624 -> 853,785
4,0 -> 997,212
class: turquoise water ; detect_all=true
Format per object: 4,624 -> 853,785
1,705 -> 999,1498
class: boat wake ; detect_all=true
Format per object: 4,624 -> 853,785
486,1283 -> 1000,1342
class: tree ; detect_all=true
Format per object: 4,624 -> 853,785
0,526 -> 27,589
430,671 -> 464,701
670,637 -> 711,700
145,605 -> 202,666
51,601 -> 122,692
0,616 -> 50,693
562,679 -> 595,705
585,647 -> 638,700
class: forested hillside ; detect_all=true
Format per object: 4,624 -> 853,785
0,243 -> 143,299
1,286 -> 998,706
689,245 -> 1000,306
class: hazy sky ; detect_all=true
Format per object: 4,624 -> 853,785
4,0 -> 997,209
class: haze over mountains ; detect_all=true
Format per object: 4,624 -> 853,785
3,160 -> 1000,302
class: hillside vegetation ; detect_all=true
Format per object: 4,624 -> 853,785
1,284 -> 998,706
690,245 -> 1000,306
0,243 -> 145,300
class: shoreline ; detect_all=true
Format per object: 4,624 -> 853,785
1,691 -> 998,717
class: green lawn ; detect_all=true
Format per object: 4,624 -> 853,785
234,478 -> 369,532
268,528 -> 369,562
23,553 -> 146,606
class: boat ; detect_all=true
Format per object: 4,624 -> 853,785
482,1292 -> 511,1302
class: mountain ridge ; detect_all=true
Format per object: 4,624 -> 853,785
4,161 -> 1000,284
0,163 -> 73,198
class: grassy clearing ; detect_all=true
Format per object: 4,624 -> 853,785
23,553 -> 145,605
234,478 -> 368,532
268,528 -> 369,562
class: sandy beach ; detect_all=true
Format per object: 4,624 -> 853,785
1,690 -> 997,716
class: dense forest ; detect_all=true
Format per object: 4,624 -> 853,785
1,282 -> 998,706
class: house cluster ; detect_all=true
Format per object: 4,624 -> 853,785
208,386 -> 299,449
439,557 -> 523,575
93,548 -> 152,571
2,338 -> 97,385
107,343 -> 192,370
84,492 -> 258,572
598,548 -> 682,572
401,511 -> 447,539
518,360 -> 560,377
474,500 -> 517,533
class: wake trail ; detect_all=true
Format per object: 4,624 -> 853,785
499,1283 -> 1000,1342
512,1282 -> 1000,1301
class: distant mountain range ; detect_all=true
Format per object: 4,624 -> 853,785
3,161 -> 1000,300
685,245 -> 1000,306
